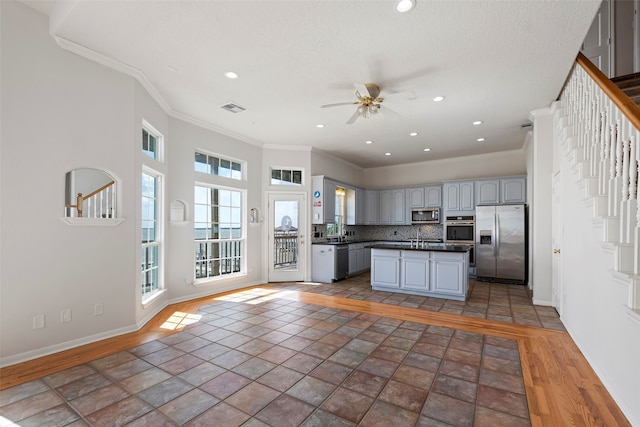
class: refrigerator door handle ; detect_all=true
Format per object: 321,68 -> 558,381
495,215 -> 500,256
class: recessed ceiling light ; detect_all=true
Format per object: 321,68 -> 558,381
409,132 -> 419,137
365,140 -> 373,144
424,148 -> 431,152
385,152 -> 392,156
395,0 -> 416,13
477,138 -> 486,142
433,96 -> 445,102
316,124 -> 325,128
224,71 -> 238,79
473,120 -> 483,125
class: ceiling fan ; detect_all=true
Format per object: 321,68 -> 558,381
321,83 -> 416,124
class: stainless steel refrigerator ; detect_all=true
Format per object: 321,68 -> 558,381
475,204 -> 527,284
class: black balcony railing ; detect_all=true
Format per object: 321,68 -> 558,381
274,234 -> 298,269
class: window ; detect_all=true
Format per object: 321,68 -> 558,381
142,128 -> 158,159
271,168 -> 303,186
195,151 -> 243,180
141,171 -> 161,299
194,185 -> 244,280
327,186 -> 346,236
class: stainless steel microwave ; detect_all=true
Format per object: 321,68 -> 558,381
411,208 -> 440,224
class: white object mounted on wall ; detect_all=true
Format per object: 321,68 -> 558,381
170,200 -> 189,225
250,208 -> 260,223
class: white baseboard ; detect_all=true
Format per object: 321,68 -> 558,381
0,324 -> 137,368
532,298 -> 553,306
563,321 -> 640,426
0,280 -> 265,369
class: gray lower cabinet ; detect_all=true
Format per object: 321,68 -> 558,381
371,248 -> 469,300
371,249 -> 401,287
401,251 -> 430,290
348,243 -> 368,276
431,252 -> 465,295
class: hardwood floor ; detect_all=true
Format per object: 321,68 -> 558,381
0,280 -> 630,426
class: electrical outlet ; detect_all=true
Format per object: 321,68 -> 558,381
61,309 -> 72,323
33,315 -> 45,329
94,303 -> 104,316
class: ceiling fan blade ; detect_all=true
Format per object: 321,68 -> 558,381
354,83 -> 370,99
321,101 -> 357,108
379,105 -> 401,118
384,90 -> 417,100
346,109 -> 360,125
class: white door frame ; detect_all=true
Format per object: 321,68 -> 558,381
551,170 -> 564,315
267,192 -> 307,282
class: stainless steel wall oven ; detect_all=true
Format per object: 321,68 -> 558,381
445,215 -> 475,266
444,216 -> 475,244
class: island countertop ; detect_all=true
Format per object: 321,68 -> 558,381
370,246 -> 470,301
370,244 -> 471,252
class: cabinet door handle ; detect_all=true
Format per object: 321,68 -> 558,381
553,248 -> 561,254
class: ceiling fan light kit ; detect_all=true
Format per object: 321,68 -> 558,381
321,82 -> 413,124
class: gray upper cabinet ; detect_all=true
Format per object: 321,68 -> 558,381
500,177 -> 526,204
378,190 -> 392,224
476,179 -> 500,205
443,181 -> 474,214
459,182 -> 474,211
475,176 -> 526,205
323,179 -> 337,223
407,185 -> 442,209
312,175 -> 336,224
444,183 -> 460,211
380,189 -> 406,224
355,187 -> 366,225
424,185 -> 442,207
391,189 -> 407,224
365,189 -> 379,225
407,187 -> 425,208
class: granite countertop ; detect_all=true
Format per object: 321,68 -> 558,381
370,244 -> 470,252
313,239 -> 444,245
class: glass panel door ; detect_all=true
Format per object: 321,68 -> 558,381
268,193 -> 306,282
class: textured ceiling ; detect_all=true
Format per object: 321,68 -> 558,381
25,0 -> 601,168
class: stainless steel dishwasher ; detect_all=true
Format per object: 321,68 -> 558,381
335,244 -> 349,280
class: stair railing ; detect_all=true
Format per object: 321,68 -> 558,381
556,53 -> 640,308
65,180 -> 116,218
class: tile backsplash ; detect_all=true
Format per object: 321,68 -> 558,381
311,224 -> 443,243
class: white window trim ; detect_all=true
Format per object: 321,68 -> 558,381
270,167 -> 305,186
141,167 -> 164,304
194,149 -> 246,182
193,182 -> 247,284
142,119 -> 164,163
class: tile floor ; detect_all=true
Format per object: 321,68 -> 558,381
0,274 -> 555,426
272,273 -> 565,331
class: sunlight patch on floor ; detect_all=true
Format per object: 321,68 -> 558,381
160,311 -> 203,330
213,288 -> 295,305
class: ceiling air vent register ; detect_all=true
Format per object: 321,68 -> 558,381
220,102 -> 246,113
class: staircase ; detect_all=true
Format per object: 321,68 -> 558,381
555,56 -> 640,312
612,73 -> 640,107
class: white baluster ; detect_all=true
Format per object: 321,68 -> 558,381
629,136 -> 636,203
623,139 -> 630,202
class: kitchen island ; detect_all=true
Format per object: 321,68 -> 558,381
371,244 -> 470,301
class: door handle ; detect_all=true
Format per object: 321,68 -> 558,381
553,248 -> 561,254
